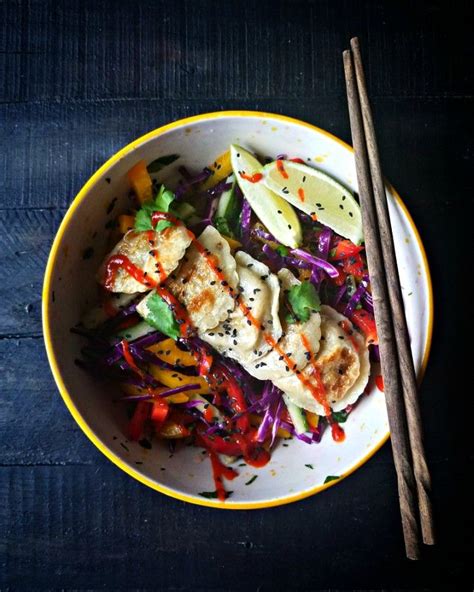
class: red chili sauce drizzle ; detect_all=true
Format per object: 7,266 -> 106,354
375,375 -> 384,392
276,159 -> 289,179
106,209 -> 346,473
297,187 -> 305,202
340,319 -> 360,352
104,254 -> 158,290
239,171 -> 263,183
208,450 -> 238,501
300,334 -> 345,442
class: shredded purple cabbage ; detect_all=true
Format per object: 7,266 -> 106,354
104,331 -> 166,366
362,290 -> 374,315
175,167 -> 212,199
290,248 -> 339,278
241,197 -> 252,246
207,179 -> 232,197
344,275 -> 369,317
317,228 -> 332,260
252,227 -> 277,243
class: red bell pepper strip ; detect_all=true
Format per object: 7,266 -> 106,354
128,401 -> 150,441
151,400 -> 169,426
341,253 -> 366,279
351,309 -> 378,345
330,239 -> 364,261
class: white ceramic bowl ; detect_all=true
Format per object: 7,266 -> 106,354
43,111 -> 433,509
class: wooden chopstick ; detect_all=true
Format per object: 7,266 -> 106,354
343,47 -> 421,560
350,37 -> 435,547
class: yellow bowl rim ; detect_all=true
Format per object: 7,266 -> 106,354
42,109 -> 434,510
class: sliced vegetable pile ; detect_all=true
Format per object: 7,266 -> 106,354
75,145 -> 381,501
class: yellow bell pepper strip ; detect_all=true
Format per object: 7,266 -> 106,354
158,420 -> 190,439
118,214 -> 135,234
222,235 -> 242,250
306,411 -> 319,430
146,338 -> 197,367
148,366 -> 210,395
200,150 -> 232,191
119,383 -> 190,404
127,160 -> 153,204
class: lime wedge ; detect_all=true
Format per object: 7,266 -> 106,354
262,160 -> 363,245
230,145 -> 302,248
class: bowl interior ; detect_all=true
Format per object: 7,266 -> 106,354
44,112 -> 432,508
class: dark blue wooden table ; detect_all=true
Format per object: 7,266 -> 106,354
1,1 -> 472,589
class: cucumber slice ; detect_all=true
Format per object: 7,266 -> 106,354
215,175 -> 237,219
174,201 -> 196,221
230,145 -> 302,248
113,320 -> 156,342
283,394 -> 308,435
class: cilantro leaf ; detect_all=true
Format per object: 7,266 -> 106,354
214,216 -> 234,238
147,154 -> 180,173
331,410 -> 348,424
287,281 -> 321,322
324,475 -> 340,484
155,185 -> 175,212
142,292 -> 180,339
134,185 -> 176,232
275,245 -> 289,257
198,491 -> 233,499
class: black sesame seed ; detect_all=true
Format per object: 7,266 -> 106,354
210,280 -> 216,285
277,210 -> 282,214
339,205 -> 344,210
349,212 -> 353,217
247,320 -> 252,326
105,177 -> 111,184
288,225 -> 292,229
342,195 -> 346,201
302,175 -> 306,183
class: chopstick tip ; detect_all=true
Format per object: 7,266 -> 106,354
350,37 -> 360,50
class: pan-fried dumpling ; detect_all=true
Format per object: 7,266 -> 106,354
199,251 -> 282,364
277,305 -> 370,414
243,268 -> 321,380
98,226 -> 193,293
166,226 -> 239,332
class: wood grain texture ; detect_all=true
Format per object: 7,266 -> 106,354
344,49 -> 420,559
0,0 -> 473,588
351,36 -> 434,545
